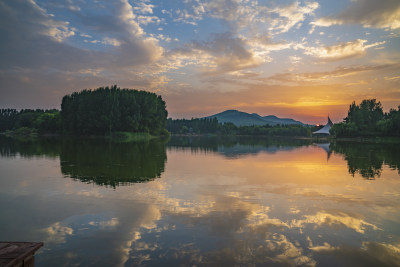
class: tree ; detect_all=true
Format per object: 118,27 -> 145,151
337,99 -> 384,136
61,86 -> 168,135
347,100 -> 383,128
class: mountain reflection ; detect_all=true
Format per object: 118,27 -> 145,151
330,141 -> 400,179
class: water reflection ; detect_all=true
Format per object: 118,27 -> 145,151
1,136 -> 399,183
60,138 -> 167,187
0,136 -> 167,187
0,136 -> 400,266
167,136 -> 313,157
0,136 -> 61,158
330,141 -> 400,179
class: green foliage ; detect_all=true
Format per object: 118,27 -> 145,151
330,122 -> 358,137
332,99 -> 399,137
109,132 -> 153,142
166,117 -> 219,134
345,99 -> 383,128
34,111 -> 61,134
377,106 -> 400,136
61,85 -> 168,136
0,109 -> 60,136
1,86 -> 167,137
220,122 -> 237,135
0,109 -> 18,131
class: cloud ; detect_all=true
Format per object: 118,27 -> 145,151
117,0 -> 144,37
178,32 -> 261,75
172,0 -> 319,34
269,63 -> 400,83
312,0 -> 400,30
0,0 -> 75,46
160,32 -> 292,79
312,17 -> 343,28
269,1 -> 319,33
133,1 -> 155,15
0,0 -> 167,109
173,7 -> 205,25
203,0 -> 261,30
85,37 -> 122,47
290,211 -> 380,234
137,15 -> 161,25
299,39 -> 385,61
88,217 -> 120,229
43,222 -> 74,244
310,241 -> 400,267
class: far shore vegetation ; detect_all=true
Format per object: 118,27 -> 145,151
166,118 -> 313,137
331,99 -> 400,138
0,86 -> 399,141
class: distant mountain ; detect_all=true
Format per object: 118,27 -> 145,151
205,110 -> 304,127
262,115 -> 304,126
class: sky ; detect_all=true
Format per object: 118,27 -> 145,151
0,0 -> 399,124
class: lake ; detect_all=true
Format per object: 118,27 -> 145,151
0,136 -> 399,266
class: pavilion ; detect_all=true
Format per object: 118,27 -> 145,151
313,116 -> 333,136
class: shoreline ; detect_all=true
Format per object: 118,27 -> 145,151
2,130 -> 400,143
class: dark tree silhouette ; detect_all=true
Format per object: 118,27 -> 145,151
61,85 -> 168,135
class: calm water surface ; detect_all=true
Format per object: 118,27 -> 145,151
0,136 -> 399,266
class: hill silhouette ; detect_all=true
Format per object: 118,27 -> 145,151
205,110 -> 304,127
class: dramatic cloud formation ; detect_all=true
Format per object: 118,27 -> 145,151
0,0 -> 399,123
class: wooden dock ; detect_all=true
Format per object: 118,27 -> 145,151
0,242 -> 43,267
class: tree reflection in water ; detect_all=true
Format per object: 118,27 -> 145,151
330,141 -> 400,179
0,136 -> 167,187
1,135 -> 399,183
60,139 -> 167,187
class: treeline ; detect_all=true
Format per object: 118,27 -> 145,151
166,118 -> 220,134
331,99 -> 400,137
0,108 -> 61,135
0,86 -> 168,137
62,85 -> 168,135
166,118 -> 311,137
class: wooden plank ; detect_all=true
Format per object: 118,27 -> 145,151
0,242 -> 43,267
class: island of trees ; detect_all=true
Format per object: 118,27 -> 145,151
61,85 -> 168,136
0,85 -> 168,138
